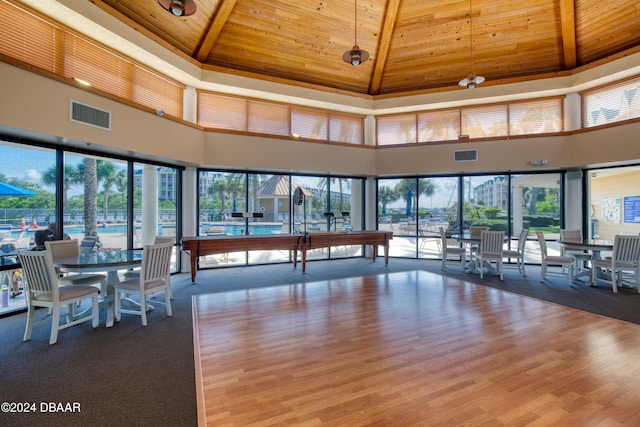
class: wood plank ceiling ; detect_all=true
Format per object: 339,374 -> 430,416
95,0 -> 640,97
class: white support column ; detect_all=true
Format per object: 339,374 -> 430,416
141,165 -> 158,246
565,170 -> 584,231
181,167 -> 198,273
350,180 -> 363,231
512,185 -> 524,234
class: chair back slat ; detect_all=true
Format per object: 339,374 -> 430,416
614,235 -> 640,263
141,243 -> 173,283
480,230 -> 504,255
17,250 -> 58,295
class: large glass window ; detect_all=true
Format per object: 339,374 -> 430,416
416,177 -> 459,259
62,154 -> 128,250
587,166 -> 640,241
197,171 -> 364,268
510,173 -> 561,265
0,142 -> 56,314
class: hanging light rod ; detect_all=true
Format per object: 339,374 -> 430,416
157,0 -> 197,17
458,0 -> 484,89
343,0 -> 369,66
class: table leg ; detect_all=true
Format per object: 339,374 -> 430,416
104,271 -> 120,328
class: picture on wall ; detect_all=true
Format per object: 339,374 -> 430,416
602,197 -> 621,223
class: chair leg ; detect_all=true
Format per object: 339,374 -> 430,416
460,254 -> 466,272
140,293 -> 148,326
92,295 -> 99,328
49,307 -> 60,345
165,289 -> 172,317
540,263 -> 546,282
567,265 -> 573,286
23,306 -> 35,342
114,290 -> 121,322
612,269 -> 618,293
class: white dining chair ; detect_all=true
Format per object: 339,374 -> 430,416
537,231 -> 574,286
475,230 -> 505,280
503,228 -> 529,275
559,229 -> 592,274
114,242 -> 173,326
439,227 -> 466,271
17,249 -> 99,345
45,239 -> 107,296
591,235 -> 640,293
123,236 -> 174,298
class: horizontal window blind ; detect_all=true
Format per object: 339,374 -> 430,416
248,101 -> 289,136
377,114 -> 417,145
198,91 -> 364,144
198,93 -> 248,130
509,98 -> 562,135
330,114 -> 363,144
418,110 -> 460,142
461,105 -> 508,139
0,0 -> 183,118
582,75 -> 640,128
292,108 -> 328,140
377,97 -> 562,145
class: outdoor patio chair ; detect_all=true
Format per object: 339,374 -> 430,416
591,235 -> 640,293
475,230 -> 504,280
17,249 -> 99,344
537,231 -> 574,286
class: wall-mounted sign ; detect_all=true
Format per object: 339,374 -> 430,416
624,196 -> 640,223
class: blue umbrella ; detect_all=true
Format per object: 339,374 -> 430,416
0,182 -> 35,197
405,189 -> 413,217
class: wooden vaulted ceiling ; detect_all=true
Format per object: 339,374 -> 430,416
95,0 -> 640,97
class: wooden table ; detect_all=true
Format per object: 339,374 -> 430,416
181,234 -> 303,282
300,230 -> 393,272
181,230 -> 394,280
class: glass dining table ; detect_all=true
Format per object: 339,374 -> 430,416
557,239 -> 614,285
55,249 -> 143,327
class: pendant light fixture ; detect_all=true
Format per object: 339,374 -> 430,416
458,0 -> 484,89
342,0 -> 369,66
157,0 -> 197,17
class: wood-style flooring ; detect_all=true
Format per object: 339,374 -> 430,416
192,270 -> 640,426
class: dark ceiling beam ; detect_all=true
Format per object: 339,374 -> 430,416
559,0 -> 577,68
195,0 -> 238,62
369,0 -> 401,95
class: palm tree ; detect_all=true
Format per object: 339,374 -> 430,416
83,159 -> 98,237
41,165 -> 82,211
378,186 -> 399,216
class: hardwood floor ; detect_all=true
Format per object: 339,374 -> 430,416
193,270 -> 640,426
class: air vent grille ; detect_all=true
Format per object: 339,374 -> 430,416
70,100 -> 111,130
454,149 -> 478,162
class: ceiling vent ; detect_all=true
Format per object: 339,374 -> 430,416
454,149 -> 478,162
69,100 -> 111,130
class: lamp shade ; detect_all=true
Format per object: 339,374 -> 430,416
342,45 -> 370,66
157,0 -> 197,17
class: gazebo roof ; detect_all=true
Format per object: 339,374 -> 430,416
256,176 -> 313,199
